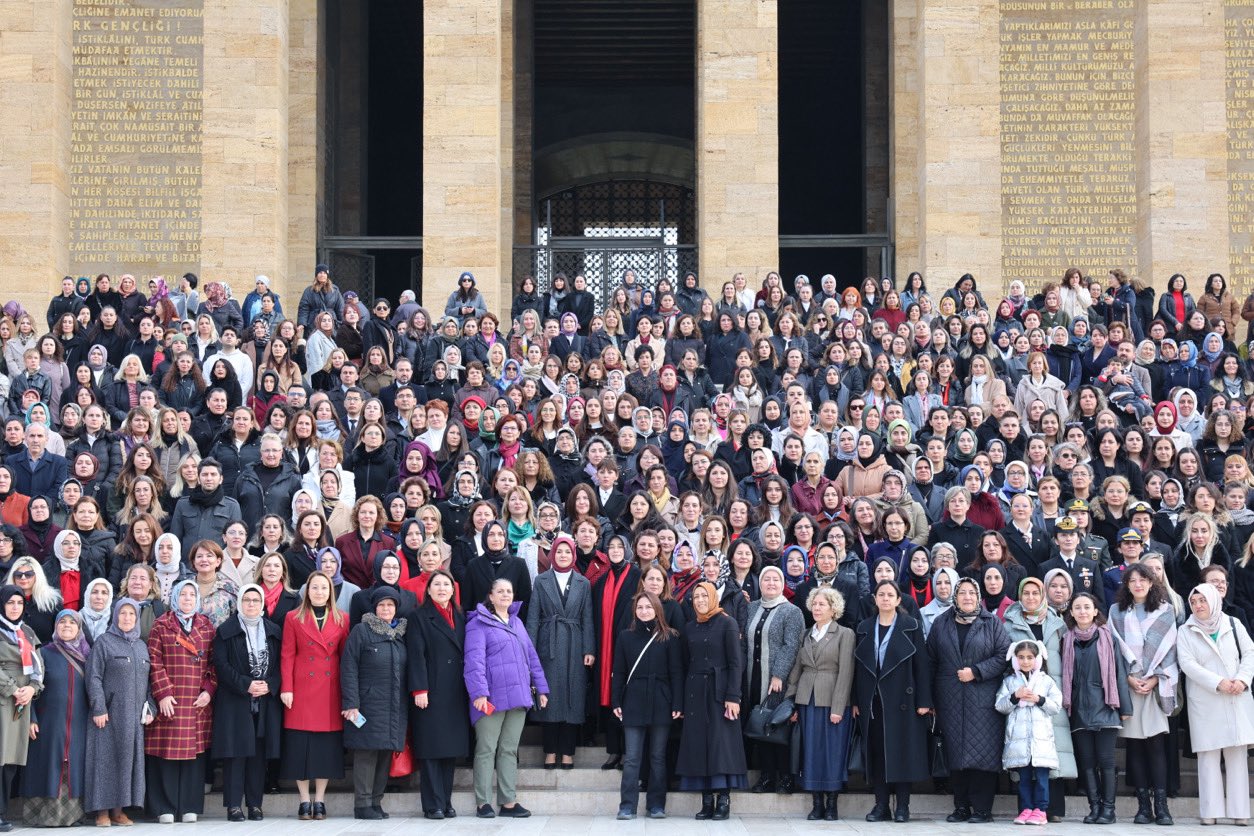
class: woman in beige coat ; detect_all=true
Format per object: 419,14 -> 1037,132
787,585 -> 855,821
1013,352 -> 1070,418
1176,583 -> 1254,825
963,355 -> 1007,414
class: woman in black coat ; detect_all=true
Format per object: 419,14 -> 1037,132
406,570 -> 469,820
705,313 -> 751,388
612,590 -> 684,820
340,586 -> 409,820
925,577 -> 1011,823
676,581 -> 747,820
346,425 -> 394,500
852,579 -> 933,823
212,584 -> 283,821
348,551 -> 418,627
592,542 -> 642,769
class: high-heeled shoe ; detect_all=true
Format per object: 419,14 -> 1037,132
312,801 -> 326,821
297,802 -> 312,821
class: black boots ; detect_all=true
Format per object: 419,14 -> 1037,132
824,792 -> 838,821
776,773 -> 795,794
1134,789 -> 1153,824
750,770 -> 775,793
1095,767 -> 1117,825
1082,769 -> 1101,824
1152,789 -> 1174,826
807,793 -> 825,821
712,792 -> 730,821
695,793 -> 715,820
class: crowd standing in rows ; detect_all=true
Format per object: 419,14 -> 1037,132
0,265 -> 1249,827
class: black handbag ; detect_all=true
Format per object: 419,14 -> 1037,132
847,717 -> 865,774
929,717 -> 949,779
744,692 -> 794,746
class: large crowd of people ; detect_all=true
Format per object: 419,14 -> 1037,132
0,264 -> 1248,827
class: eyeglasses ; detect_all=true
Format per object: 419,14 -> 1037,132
12,571 -> 34,579
375,305 -> 389,312
849,404 -> 865,411
1057,452 -> 1076,459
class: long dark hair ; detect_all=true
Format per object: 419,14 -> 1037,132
1113,563 -> 1167,612
630,590 -> 675,640
420,569 -> 461,613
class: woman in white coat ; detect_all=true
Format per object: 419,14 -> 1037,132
1013,352 -> 1069,418
1176,582 -> 1254,826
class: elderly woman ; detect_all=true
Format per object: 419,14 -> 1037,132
212,584 -> 282,822
21,609 -> 90,827
1177,582 -> 1254,825
464,577 -> 549,819
926,576 -> 1010,824
1108,565 -> 1178,825
919,567 -> 958,638
84,599 -> 153,827
744,566 -> 804,795
341,586 -> 409,820
853,580 -> 932,823
77,576 -> 113,642
1003,576 -> 1075,822
786,584 -> 855,821
0,584 -> 43,830
145,578 -> 217,823
526,535 -> 595,770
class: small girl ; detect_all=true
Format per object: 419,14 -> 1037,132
995,639 -> 1062,826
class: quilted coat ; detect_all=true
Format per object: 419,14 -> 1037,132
144,610 -> 217,759
1002,602 -> 1076,778
926,608 -> 1011,773
463,601 -> 550,725
340,613 -> 408,751
994,661 -> 1062,770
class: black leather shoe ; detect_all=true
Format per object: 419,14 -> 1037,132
247,808 -> 263,821
776,773 -> 795,795
443,806 -> 457,818
353,808 -> 382,820
894,806 -> 910,823
0,821 -> 13,833
373,805 -> 389,819
424,811 -> 444,820
947,807 -> 971,823
499,804 -> 531,818
312,802 -> 326,821
227,809 -> 245,823
476,804 -> 495,818
296,802 -> 312,821
968,811 -> 992,823
560,762 -> 574,770
865,803 -> 891,822
601,755 -> 621,770
544,761 -> 557,770
750,772 -> 776,793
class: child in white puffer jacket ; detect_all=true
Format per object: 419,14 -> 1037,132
995,639 -> 1062,826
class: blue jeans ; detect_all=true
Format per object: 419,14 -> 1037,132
621,724 -> 671,813
1017,766 -> 1050,811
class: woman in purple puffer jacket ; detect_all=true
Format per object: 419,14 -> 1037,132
464,577 -> 550,820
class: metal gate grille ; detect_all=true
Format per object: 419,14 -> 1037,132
320,251 -> 375,302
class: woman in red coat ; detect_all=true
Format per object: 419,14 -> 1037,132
333,496 -> 395,589
280,570 -> 349,820
145,578 -> 218,823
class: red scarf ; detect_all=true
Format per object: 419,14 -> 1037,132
498,439 -> 521,469
435,601 -> 455,628
262,581 -> 282,615
1172,291 -> 1185,326
598,566 -> 631,705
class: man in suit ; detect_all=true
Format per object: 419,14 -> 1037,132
1038,516 -> 1105,606
5,423 -> 68,501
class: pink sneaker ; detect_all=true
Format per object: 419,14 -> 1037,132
1014,809 -> 1033,825
1029,809 -> 1048,825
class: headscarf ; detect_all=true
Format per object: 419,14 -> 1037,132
780,546 -> 809,593
203,281 -> 229,311
1017,576 -> 1049,625
980,563 -> 1009,613
1201,332 -> 1224,363
932,567 -> 959,608
79,577 -> 113,641
53,529 -> 81,573
953,577 -> 982,624
856,431 -> 883,467
154,532 -> 183,602
170,578 -> 201,632
661,420 -> 689,473
107,598 -> 143,642
958,464 -> 986,496
237,583 -> 269,676
86,345 -> 109,372
758,565 -> 788,608
1186,582 -> 1225,636
0,585 -> 37,678
316,547 -> 344,585
693,581 -> 725,623
51,609 -> 90,673
835,426 -> 859,462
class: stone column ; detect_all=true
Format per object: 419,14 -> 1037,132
288,0 -> 322,286
422,0 -> 513,314
201,0 -> 291,297
915,0 -> 1002,290
1135,0 -> 1229,291
0,0 -> 73,315
891,0 -> 922,277
696,0 -> 778,288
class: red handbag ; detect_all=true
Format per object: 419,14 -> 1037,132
390,740 -> 414,777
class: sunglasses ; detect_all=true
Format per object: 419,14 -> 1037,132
849,404 -> 865,411
12,571 -> 34,579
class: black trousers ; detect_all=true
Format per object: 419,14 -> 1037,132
950,768 -> 997,814
419,758 -> 456,814
146,755 -> 207,817
868,702 -> 910,808
1124,734 -> 1168,789
752,739 -> 790,774
222,752 -> 266,809
1048,777 -> 1067,818
542,722 -> 579,757
602,706 -> 624,756
1073,728 -> 1118,770
0,765 -> 17,816
621,724 -> 670,813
